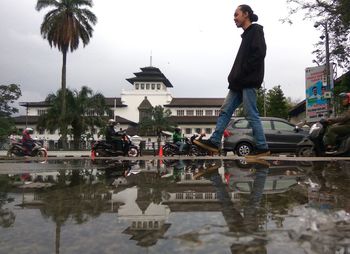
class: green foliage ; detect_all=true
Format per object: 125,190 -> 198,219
284,0 -> 350,69
37,86 -> 109,149
139,106 -> 173,136
0,84 -> 21,118
0,84 -> 21,141
36,0 -> 97,53
266,85 -> 289,119
256,87 -> 267,117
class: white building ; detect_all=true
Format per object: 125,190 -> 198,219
14,66 -> 224,146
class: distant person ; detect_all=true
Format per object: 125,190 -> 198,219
21,128 -> 34,155
106,119 -> 123,151
194,4 -> 269,157
323,92 -> 350,153
173,127 -> 185,153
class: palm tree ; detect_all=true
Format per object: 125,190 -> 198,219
36,0 -> 97,147
38,86 -> 109,149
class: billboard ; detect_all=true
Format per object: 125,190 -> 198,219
305,65 -> 332,122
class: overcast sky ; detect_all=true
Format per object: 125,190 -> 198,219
1,0 -> 330,111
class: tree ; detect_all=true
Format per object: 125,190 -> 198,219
266,85 -> 289,119
139,106 -> 173,150
256,87 -> 267,117
284,0 -> 350,69
38,86 -> 109,149
0,84 -> 21,141
36,0 -> 97,147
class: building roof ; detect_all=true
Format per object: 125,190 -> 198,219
104,97 -> 128,107
165,98 -> 224,108
138,96 -> 153,110
115,115 -> 137,125
288,100 -> 306,117
169,116 -> 218,124
126,66 -> 173,88
13,115 -> 39,124
20,97 -> 127,108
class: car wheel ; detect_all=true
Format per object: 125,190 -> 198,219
235,142 -> 253,156
296,146 -> 315,157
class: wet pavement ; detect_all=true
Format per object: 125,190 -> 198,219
0,157 -> 350,254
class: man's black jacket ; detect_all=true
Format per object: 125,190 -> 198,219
228,24 -> 266,90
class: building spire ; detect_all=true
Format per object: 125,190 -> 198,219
150,50 -> 153,67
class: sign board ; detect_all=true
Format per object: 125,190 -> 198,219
305,65 -> 332,122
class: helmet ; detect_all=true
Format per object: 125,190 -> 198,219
339,92 -> 350,107
108,119 -> 116,126
25,127 -> 34,134
175,127 -> 181,132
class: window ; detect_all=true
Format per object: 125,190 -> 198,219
157,84 -> 161,90
215,110 -> 220,116
37,109 -> 47,116
151,83 -> 155,90
196,110 -> 203,116
195,128 -> 201,134
233,119 -> 249,129
38,128 -> 45,135
135,84 -> 139,90
261,120 -> 273,130
205,128 -> 212,134
141,83 -> 145,89
185,128 -> 192,134
186,110 -> 194,116
177,110 -> 184,116
146,83 -> 150,90
205,110 -> 213,116
273,121 -> 294,131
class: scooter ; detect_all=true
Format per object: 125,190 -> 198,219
91,133 -> 139,158
7,140 -> 47,157
296,119 -> 350,156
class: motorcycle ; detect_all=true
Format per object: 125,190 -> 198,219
162,134 -> 208,156
7,140 -> 47,157
91,132 -> 139,158
296,119 -> 350,157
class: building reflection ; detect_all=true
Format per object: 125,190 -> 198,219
6,158 -> 350,252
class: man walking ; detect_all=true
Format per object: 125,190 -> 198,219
194,4 -> 270,157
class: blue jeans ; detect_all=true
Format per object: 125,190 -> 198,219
210,88 -> 268,150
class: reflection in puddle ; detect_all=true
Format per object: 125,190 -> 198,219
0,159 -> 350,253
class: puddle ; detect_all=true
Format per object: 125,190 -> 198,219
0,158 -> 350,253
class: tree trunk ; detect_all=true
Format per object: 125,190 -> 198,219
61,50 -> 68,149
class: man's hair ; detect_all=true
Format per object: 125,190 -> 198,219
238,4 -> 258,22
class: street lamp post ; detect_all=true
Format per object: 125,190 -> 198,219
315,20 -> 333,117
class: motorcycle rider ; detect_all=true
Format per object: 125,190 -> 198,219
323,92 -> 350,153
106,119 -> 123,151
173,127 -> 185,153
21,127 -> 34,155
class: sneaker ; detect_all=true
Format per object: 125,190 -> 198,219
193,139 -> 220,153
245,149 -> 271,158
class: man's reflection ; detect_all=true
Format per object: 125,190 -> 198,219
214,159 -> 269,254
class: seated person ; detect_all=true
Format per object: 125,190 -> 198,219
173,127 -> 185,153
323,92 -> 350,153
21,128 -> 34,155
